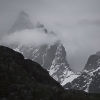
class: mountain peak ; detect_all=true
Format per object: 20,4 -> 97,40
19,11 -> 28,17
50,31 -> 57,36
36,22 -> 48,33
8,11 -> 34,33
36,22 -> 44,28
18,11 -> 29,20
84,54 -> 99,71
96,51 -> 100,57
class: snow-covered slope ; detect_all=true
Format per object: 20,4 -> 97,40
5,11 -> 78,84
13,42 -> 70,83
61,71 -> 80,86
63,52 -> 100,93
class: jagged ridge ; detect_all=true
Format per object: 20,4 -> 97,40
63,52 -> 100,93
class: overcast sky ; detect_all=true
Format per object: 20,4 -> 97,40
0,0 -> 100,71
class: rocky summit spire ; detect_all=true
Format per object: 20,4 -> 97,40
50,31 -> 57,36
8,11 -> 34,33
36,22 -> 48,33
19,11 -> 29,18
36,22 -> 44,28
84,53 -> 100,71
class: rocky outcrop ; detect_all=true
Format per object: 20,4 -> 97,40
63,52 -> 100,93
84,54 -> 100,71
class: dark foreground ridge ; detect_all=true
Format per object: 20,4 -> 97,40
0,45 -> 100,100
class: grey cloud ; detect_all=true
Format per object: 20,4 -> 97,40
0,29 -> 59,46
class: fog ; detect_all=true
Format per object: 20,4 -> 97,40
0,0 -> 100,71
0,29 -> 59,46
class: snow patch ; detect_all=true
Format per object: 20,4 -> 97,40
61,74 -> 79,86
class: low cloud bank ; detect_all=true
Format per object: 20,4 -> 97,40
0,29 -> 59,46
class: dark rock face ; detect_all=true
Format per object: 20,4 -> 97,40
64,53 -> 100,93
84,54 -> 99,71
0,45 -> 100,100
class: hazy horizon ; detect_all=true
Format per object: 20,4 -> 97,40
0,0 -> 100,71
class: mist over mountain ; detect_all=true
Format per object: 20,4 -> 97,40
1,10 -> 100,89
8,11 -> 34,33
0,11 -> 58,46
0,0 -> 100,71
0,29 -> 59,46
0,11 -> 77,84
0,0 -> 100,97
